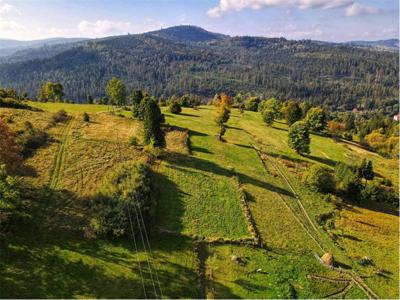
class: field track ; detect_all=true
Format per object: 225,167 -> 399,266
243,129 -> 379,299
49,117 -> 74,189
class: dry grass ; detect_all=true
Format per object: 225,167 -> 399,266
335,203 -> 399,298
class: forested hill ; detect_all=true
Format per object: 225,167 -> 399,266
0,26 -> 398,110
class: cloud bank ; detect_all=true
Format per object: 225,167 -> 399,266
207,0 -> 383,17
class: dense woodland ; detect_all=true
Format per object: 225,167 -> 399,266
0,26 -> 398,112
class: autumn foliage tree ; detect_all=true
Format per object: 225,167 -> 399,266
327,120 -> 345,137
0,118 -> 22,172
215,93 -> 231,141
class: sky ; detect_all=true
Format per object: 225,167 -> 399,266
0,0 -> 398,42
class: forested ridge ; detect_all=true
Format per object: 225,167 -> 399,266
0,26 -> 397,110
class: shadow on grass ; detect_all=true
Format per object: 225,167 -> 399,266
164,152 -> 294,198
179,113 -> 200,118
0,182 -> 239,299
191,146 -> 213,154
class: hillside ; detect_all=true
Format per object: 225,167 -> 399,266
0,37 -> 88,57
0,101 -> 398,298
0,26 -> 397,110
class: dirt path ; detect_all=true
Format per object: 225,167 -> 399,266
49,117 -> 74,189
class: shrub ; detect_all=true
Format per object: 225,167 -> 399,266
17,121 -> 48,156
262,109 -> 274,126
52,110 -> 69,123
88,162 -> 152,238
361,184 -> 397,205
83,112 -> 90,122
169,101 -> 182,114
0,118 -> 23,172
335,162 -> 362,198
0,164 -> 21,231
302,164 -> 335,193
244,97 -> 259,111
129,136 -> 139,146
0,98 -> 32,110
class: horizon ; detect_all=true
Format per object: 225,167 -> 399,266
0,0 -> 398,42
0,24 -> 399,43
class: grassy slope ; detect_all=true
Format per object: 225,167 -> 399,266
1,103 -> 398,298
238,110 -> 399,298
0,106 -> 199,298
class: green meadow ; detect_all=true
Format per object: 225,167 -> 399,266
0,102 -> 398,298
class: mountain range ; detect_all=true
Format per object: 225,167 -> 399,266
0,25 -> 398,110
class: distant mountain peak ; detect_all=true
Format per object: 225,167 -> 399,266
147,25 -> 228,43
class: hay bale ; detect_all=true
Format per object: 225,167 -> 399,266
321,253 -> 335,266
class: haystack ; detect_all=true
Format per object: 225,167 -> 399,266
321,253 -> 335,266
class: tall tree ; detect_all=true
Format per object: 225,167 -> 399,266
282,100 -> 302,126
215,94 -> 231,141
288,121 -> 310,155
143,99 -> 165,147
37,82 -> 64,102
106,77 -> 127,106
305,107 -> 327,132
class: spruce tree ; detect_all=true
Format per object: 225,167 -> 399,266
143,99 -> 165,147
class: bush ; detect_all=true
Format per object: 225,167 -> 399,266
169,101 -> 182,114
17,121 -> 48,156
129,136 -> 139,146
262,109 -> 274,126
52,110 -> 69,123
0,164 -> 21,231
244,97 -> 259,111
87,162 -> 152,238
361,184 -> 397,205
0,98 -> 32,110
335,162 -> 362,198
83,112 -> 90,122
0,118 -> 23,172
302,164 -> 335,193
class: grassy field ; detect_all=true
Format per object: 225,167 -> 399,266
0,102 -> 398,298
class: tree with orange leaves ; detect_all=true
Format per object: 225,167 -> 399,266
0,118 -> 22,172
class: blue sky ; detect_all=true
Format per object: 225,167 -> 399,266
0,0 -> 398,41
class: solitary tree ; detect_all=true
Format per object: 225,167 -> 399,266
143,99 -> 165,147
288,121 -> 310,155
215,96 -> 231,141
106,77 -> 127,106
169,101 -> 182,114
37,82 -> 64,102
282,100 -> 302,126
131,90 -> 144,118
358,159 -> 374,185
86,95 -> 94,104
263,109 -> 274,126
264,97 -> 281,118
305,107 -> 327,132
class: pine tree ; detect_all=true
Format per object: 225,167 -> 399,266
143,99 -> 165,147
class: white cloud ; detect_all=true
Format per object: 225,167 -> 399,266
77,20 -> 135,37
0,19 -> 24,31
207,0 -> 383,18
0,1 -> 19,15
345,3 -> 383,17
207,0 -> 352,17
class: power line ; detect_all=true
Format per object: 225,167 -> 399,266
132,203 -> 159,298
126,203 -> 148,298
137,206 -> 163,297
